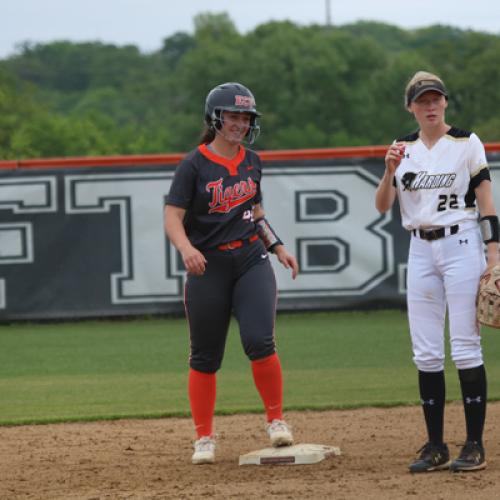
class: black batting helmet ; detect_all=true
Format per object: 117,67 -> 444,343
204,82 -> 261,144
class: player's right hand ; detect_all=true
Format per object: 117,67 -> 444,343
385,142 -> 406,174
181,245 -> 207,275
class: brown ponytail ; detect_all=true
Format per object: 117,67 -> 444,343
199,125 -> 216,145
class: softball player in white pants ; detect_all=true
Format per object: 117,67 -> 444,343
375,71 -> 499,473
408,223 -> 484,373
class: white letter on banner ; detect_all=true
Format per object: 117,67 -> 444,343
261,166 -> 393,297
0,177 -> 57,309
65,173 -> 180,304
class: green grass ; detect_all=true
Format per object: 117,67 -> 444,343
1,310 -> 499,425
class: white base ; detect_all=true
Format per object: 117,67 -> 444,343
239,443 -> 341,466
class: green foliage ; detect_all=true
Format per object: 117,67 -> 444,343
193,12 -> 238,40
0,68 -> 49,159
1,17 -> 500,159
159,32 -> 196,70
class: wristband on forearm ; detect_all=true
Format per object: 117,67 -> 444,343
255,217 -> 283,252
479,215 -> 499,243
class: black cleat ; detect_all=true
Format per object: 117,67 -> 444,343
450,441 -> 486,472
409,442 -> 451,473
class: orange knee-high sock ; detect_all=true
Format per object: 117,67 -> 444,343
251,352 -> 283,422
188,368 -> 216,438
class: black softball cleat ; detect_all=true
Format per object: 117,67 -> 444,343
450,441 -> 486,472
409,442 -> 451,473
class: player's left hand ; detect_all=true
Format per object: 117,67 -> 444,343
274,245 -> 299,279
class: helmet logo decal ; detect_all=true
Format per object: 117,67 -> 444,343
234,95 -> 255,108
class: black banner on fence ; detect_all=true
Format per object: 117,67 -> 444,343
1,154 -> 499,321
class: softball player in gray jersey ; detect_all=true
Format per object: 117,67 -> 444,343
376,71 -> 499,473
165,82 -> 299,465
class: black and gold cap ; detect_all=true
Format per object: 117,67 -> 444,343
406,79 -> 448,107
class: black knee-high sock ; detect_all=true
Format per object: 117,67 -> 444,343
418,370 -> 446,444
458,365 -> 487,445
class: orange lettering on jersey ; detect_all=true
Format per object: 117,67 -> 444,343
206,177 -> 257,213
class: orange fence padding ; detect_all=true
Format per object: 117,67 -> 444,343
1,143 -> 500,171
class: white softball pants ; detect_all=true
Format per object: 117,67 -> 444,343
407,225 -> 486,372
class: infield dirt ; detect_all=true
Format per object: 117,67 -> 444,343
1,402 -> 499,499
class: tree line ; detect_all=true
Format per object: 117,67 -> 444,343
1,12 -> 500,160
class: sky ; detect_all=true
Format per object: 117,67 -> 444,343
2,0 -> 500,59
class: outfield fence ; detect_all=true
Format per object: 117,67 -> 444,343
1,144 -> 499,321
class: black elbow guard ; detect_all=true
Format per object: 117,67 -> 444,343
479,215 -> 499,243
255,217 -> 283,252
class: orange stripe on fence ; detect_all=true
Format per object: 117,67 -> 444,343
1,143 -> 500,171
